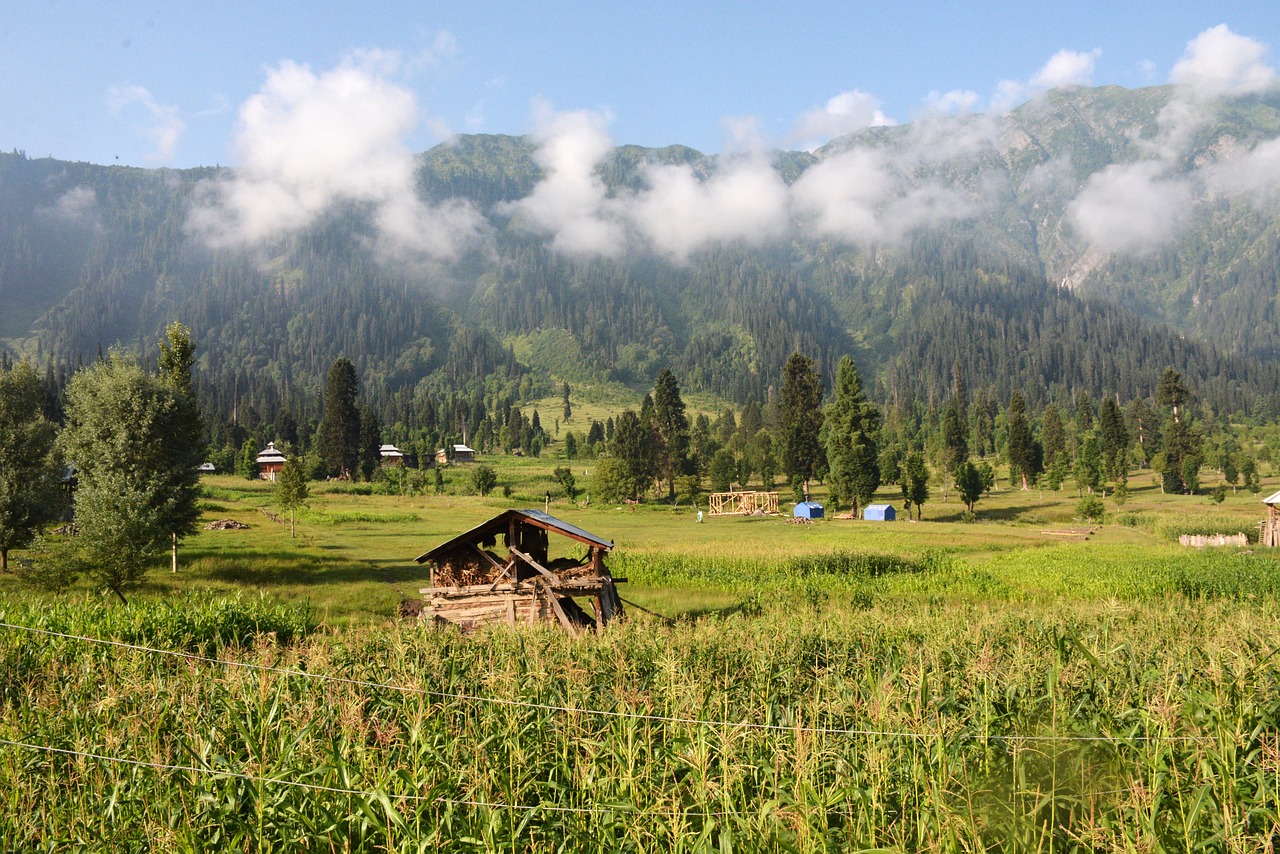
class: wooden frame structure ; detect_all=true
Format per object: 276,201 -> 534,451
414,509 -> 624,634
707,491 -> 780,517
1262,491 -> 1280,547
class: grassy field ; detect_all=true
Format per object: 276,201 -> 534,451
2,463 -> 1279,850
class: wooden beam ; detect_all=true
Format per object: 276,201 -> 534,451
538,580 -> 578,636
508,546 -> 557,582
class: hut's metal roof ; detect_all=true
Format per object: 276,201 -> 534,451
1263,490 -> 1280,506
415,508 -> 613,564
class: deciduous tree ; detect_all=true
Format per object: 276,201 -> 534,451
0,362 -> 64,572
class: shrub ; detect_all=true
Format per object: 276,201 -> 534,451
470,464 -> 498,496
1076,495 -> 1105,522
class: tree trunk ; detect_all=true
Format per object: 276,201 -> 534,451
172,532 -> 178,573
290,509 -> 296,538
1,549 -> 7,572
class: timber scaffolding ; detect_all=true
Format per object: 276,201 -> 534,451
707,491 -> 780,517
414,509 -> 624,634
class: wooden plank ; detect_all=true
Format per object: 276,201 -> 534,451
538,581 -> 579,636
508,547 -> 557,581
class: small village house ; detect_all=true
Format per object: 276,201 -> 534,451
379,444 -> 405,467
436,444 -> 477,465
255,442 -> 287,481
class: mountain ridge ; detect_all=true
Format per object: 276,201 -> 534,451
3,83 -> 1280,425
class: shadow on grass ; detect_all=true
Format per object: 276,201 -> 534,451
178,547 -> 428,588
929,502 -> 1058,523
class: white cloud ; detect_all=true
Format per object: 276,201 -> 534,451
791,146 -> 978,244
992,48 -> 1101,112
186,54 -> 485,261
922,89 -> 981,116
1206,136 -> 1280,205
1170,24 -> 1277,97
39,186 -> 101,232
630,156 -> 790,262
107,84 -> 185,162
1068,161 -> 1194,253
791,90 -> 894,150
499,102 -> 625,256
1032,49 -> 1101,90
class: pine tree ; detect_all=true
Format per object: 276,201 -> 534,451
1006,393 -> 1041,490
824,356 -> 881,516
156,322 -> 206,572
611,410 -> 658,498
318,358 -> 361,478
1098,398 -> 1130,482
1041,403 -> 1066,466
358,409 -> 381,481
652,368 -> 692,499
780,352 -> 824,496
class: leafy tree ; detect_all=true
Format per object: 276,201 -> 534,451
470,464 -> 498,497
317,357 -> 361,478
902,451 -> 930,520
0,362 -> 64,572
1242,456 -> 1261,493
275,459 -> 309,538
824,356 -> 881,516
59,353 -> 202,602
780,352 -> 824,496
955,459 -> 993,514
553,466 -> 577,500
563,431 -> 578,460
592,457 -> 637,504
709,449 -> 737,492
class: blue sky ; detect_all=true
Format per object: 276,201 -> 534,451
3,1 -> 1278,168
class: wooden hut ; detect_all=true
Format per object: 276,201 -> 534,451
379,444 -> 405,467
255,442 -> 287,481
1262,491 -> 1280,547
414,509 -> 624,634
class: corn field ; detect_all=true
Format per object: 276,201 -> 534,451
3,583 -> 1279,851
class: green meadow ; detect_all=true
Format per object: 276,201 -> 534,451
3,464 -> 1280,850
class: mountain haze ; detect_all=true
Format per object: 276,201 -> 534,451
3,84 -> 1280,423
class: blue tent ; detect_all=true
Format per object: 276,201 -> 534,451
794,501 -> 824,519
864,504 -> 896,521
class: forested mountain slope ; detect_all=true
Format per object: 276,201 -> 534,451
2,83 -> 1280,422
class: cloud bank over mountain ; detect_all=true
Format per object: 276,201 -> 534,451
182,26 -> 1280,265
